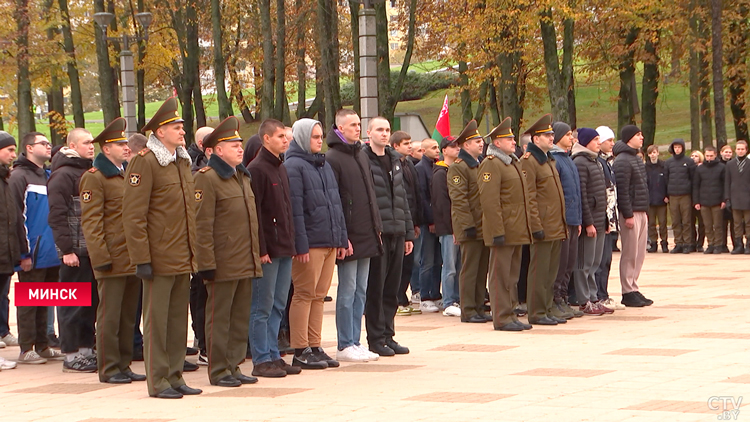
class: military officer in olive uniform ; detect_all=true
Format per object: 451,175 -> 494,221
447,120 -> 490,324
122,97 -> 200,399
521,114 -> 568,326
80,118 -> 146,384
193,117 -> 263,388
478,117 -> 534,331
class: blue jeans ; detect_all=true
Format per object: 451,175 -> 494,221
440,235 -> 461,306
250,257 -> 292,364
335,258 -> 370,350
419,227 -> 442,300
0,274 -> 10,337
409,232 -> 423,295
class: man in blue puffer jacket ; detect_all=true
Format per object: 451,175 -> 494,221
549,122 -> 583,318
284,118 -> 349,369
9,132 -> 62,364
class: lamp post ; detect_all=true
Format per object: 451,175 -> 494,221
94,12 -> 152,138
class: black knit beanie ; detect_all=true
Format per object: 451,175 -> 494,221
620,125 -> 641,144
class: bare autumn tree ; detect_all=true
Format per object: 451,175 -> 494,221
727,1 -> 749,142
211,0 -> 233,119
15,0 -> 36,135
58,0 -> 85,128
540,4 -> 575,126
710,0 -> 727,148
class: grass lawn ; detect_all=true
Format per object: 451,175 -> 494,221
6,74 -> 737,150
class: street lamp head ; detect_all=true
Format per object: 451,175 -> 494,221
135,12 -> 153,31
93,12 -> 115,29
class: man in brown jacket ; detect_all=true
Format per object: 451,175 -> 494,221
447,120 -> 490,324
478,117 -> 533,331
522,114 -> 568,326
194,117 -> 262,388
80,118 -> 146,384
123,97 -> 200,399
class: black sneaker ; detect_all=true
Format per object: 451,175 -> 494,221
633,291 -> 653,306
292,347 -> 328,369
63,355 -> 97,373
385,340 -> 409,355
621,292 -> 646,307
312,347 -> 340,367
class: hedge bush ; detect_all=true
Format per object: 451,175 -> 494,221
340,71 -> 458,105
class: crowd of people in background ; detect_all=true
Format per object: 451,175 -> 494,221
0,97 -> 747,399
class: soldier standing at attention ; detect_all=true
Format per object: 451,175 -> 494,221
194,117 -> 263,387
478,118 -> 533,331
123,97 -> 200,399
521,114 -> 568,326
80,118 -> 146,384
447,120 -> 490,324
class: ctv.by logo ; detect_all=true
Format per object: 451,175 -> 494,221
708,396 -> 742,420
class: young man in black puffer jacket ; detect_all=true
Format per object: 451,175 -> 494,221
693,146 -> 726,254
612,125 -> 653,308
645,145 -> 669,252
664,138 -> 697,253
47,128 -> 97,372
363,117 -> 415,357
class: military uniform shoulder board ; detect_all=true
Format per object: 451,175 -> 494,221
87,167 -> 98,173
523,152 -> 531,159
487,155 -> 494,160
455,158 -> 463,164
138,148 -> 151,157
198,166 -> 211,173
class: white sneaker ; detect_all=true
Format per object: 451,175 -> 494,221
18,350 -> 47,364
601,297 -> 625,310
336,345 -> 368,362
1,333 -> 18,346
355,344 -> 379,361
435,299 -> 444,309
443,304 -> 461,317
0,357 -> 16,370
0,340 -> 5,348
410,292 -> 421,305
420,300 -> 439,313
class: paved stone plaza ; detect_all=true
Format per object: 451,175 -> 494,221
1,252 -> 748,421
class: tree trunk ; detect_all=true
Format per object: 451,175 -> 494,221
349,0 -> 361,115
374,1 -> 390,121
539,8 -> 569,123
381,0 -> 417,121
487,79 -> 500,126
211,0 -> 233,119
44,0 -> 61,144
727,2 -> 748,142
94,0 -> 119,123
58,0 -> 84,128
710,0 -> 727,148
562,12 -> 576,128
15,0 -> 35,135
194,82 -> 207,128
617,28 -> 639,137
316,0 -> 340,128
473,79 -> 489,124
273,0 -> 286,120
136,0 -> 146,131
295,0 -> 308,119
699,51 -> 713,147
641,32 -> 660,150
260,0 -> 275,120
689,0 -> 701,149
459,60 -> 473,126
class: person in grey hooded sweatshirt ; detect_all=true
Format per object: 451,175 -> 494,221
284,119 -> 349,369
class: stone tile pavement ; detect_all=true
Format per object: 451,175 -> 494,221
1,252 -> 749,421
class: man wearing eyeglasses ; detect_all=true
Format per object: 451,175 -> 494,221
9,132 -> 64,364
